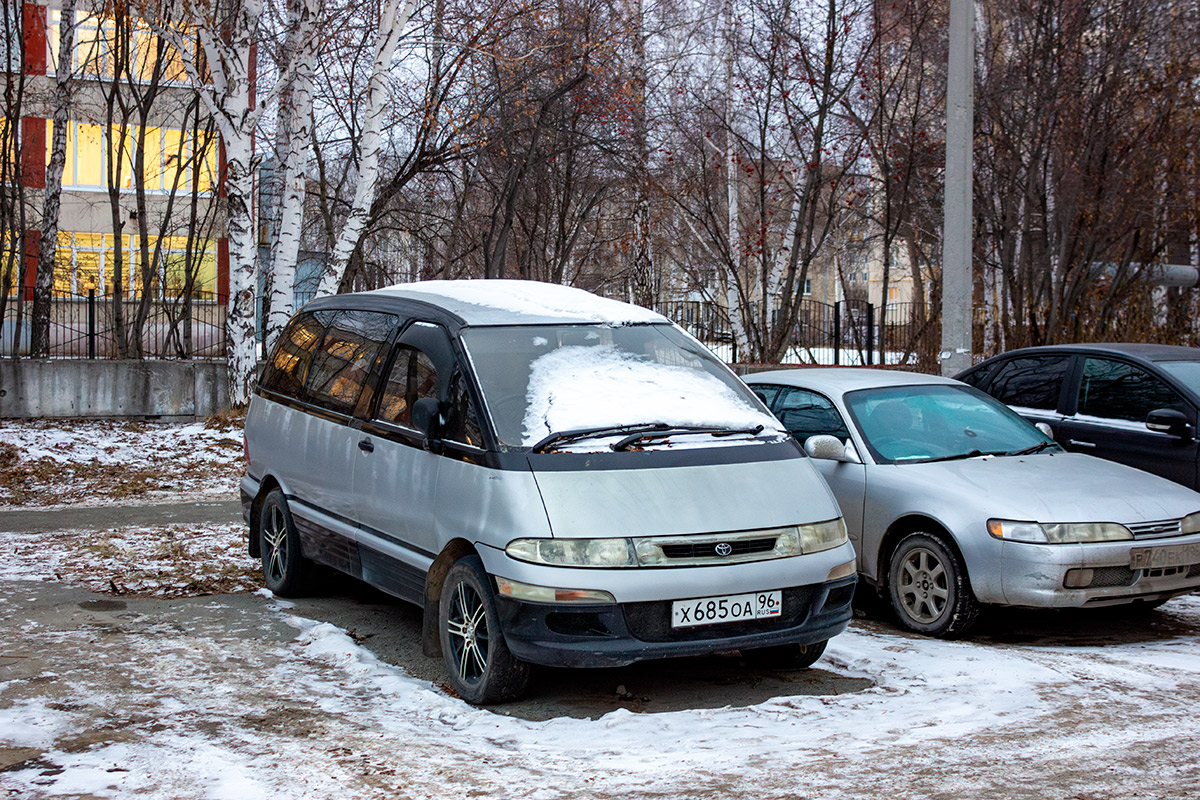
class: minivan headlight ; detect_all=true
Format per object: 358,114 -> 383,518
1181,512 -> 1200,535
987,519 -> 1133,544
795,518 -> 848,553
505,537 -> 638,567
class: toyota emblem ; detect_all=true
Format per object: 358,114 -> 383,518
714,542 -> 733,557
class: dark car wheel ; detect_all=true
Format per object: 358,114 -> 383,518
741,639 -> 828,670
887,532 -> 979,638
439,556 -> 531,705
259,489 -> 314,597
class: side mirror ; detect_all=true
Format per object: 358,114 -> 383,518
805,434 -> 851,461
1146,408 -> 1193,441
412,397 -> 444,441
1035,422 -> 1054,439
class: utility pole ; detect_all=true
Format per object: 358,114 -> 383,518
940,0 -> 974,376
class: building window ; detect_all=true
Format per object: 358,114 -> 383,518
49,10 -> 192,84
53,232 -> 217,298
47,121 -> 217,193
803,278 -> 812,296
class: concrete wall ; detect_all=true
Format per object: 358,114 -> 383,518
0,360 -> 229,420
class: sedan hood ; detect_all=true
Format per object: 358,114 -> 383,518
530,454 -> 841,538
891,451 -> 1200,523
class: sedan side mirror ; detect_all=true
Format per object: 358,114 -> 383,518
805,434 -> 854,462
1146,408 -> 1193,441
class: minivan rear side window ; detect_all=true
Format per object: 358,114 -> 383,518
986,355 -> 1071,411
304,311 -> 397,414
260,311 -> 330,398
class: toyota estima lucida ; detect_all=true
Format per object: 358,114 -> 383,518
241,280 -> 856,704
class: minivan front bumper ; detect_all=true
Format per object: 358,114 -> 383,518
493,575 -> 856,668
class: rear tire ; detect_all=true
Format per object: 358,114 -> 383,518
887,532 -> 979,638
741,639 -> 828,670
259,489 -> 314,597
439,556 -> 531,705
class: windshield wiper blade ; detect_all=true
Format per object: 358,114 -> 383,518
611,424 -> 765,452
916,449 -> 1004,463
532,423 -> 670,453
1007,441 -> 1057,456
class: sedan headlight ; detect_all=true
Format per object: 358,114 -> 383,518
505,537 -> 638,567
1181,512 -> 1200,535
987,519 -> 1133,544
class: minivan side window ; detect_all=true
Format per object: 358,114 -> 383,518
374,323 -> 484,446
1077,358 -> 1187,422
986,355 -> 1071,411
260,311 -> 330,397
304,311 -> 397,414
376,345 -> 439,428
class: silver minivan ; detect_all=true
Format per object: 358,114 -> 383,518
241,280 -> 855,703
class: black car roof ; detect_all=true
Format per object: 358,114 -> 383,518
976,342 -> 1200,364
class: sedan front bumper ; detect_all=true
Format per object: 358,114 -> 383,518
1000,535 -> 1200,608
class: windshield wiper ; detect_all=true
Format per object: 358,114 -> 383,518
915,449 -> 1005,463
611,424 -> 765,452
1007,441 -> 1058,456
532,423 -> 670,454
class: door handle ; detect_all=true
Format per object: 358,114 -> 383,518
358,438 -> 374,453
1067,439 -> 1096,448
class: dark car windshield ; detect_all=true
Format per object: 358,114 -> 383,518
460,323 -> 778,449
1156,360 -> 1200,397
844,384 -> 1055,464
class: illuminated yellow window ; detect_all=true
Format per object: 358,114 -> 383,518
139,127 -> 163,191
161,129 -> 185,191
75,124 -> 105,186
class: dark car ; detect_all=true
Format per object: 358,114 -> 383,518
956,343 -> 1200,490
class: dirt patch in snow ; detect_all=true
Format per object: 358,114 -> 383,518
0,415 -> 244,508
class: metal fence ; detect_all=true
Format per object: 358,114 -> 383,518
1,292 -> 227,359
658,299 -> 972,372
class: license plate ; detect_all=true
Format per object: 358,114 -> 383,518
671,591 -> 782,628
1129,543 -> 1200,570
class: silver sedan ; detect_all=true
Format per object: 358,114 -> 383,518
745,368 -> 1200,637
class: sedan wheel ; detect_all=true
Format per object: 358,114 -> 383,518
887,532 -> 979,638
438,556 -> 531,705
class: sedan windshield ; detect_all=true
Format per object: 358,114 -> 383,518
460,324 -> 779,449
844,384 -> 1056,464
1156,360 -> 1200,397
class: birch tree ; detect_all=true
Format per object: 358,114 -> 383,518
31,0 -> 78,358
168,0 -> 271,404
315,0 -> 417,297
263,0 -> 321,350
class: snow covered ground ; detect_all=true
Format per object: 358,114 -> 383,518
1,519 -> 1200,799
0,417 -> 243,508
2,419 -> 1199,798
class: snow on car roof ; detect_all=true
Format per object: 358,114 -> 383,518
370,279 -> 669,327
745,367 -> 959,395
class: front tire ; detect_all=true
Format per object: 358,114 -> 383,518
438,556 -> 531,705
259,489 -> 313,597
887,532 -> 979,638
742,639 -> 828,669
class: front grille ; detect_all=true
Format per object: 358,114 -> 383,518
660,537 -> 777,560
1128,519 -> 1184,539
1089,566 -> 1138,587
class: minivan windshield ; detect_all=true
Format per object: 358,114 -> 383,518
844,384 -> 1057,464
1156,360 -> 1200,397
460,324 -> 780,449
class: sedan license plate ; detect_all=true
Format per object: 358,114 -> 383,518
1129,543 -> 1200,570
671,591 -> 782,628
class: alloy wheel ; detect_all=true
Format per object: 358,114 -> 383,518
446,581 -> 490,682
896,546 -> 948,624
